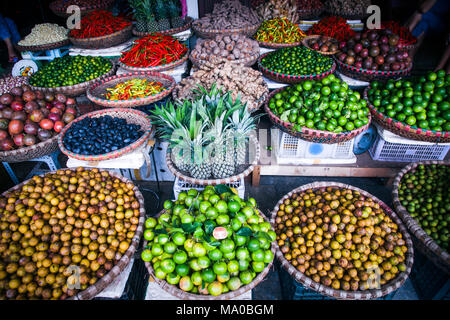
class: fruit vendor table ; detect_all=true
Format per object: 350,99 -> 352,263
250,127 -> 437,187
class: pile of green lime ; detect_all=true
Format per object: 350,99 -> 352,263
398,164 -> 449,251
260,46 -> 334,76
141,186 -> 275,296
366,69 -> 450,132
29,55 -> 112,88
268,74 -> 370,133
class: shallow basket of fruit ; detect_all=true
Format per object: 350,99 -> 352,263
363,71 -> 450,143
28,56 -> 115,97
335,59 -> 411,82
58,108 -> 153,162
141,186 -> 276,299
0,86 -> 78,162
392,161 -> 450,274
258,48 -> 336,84
0,167 -> 146,300
86,71 -> 176,108
264,76 -> 371,143
118,34 -> 189,73
165,135 -> 261,186
302,35 -> 340,55
270,182 -> 414,300
132,17 -> 194,37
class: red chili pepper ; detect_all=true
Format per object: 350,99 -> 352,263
119,33 -> 188,68
307,16 -> 355,42
69,10 -> 131,38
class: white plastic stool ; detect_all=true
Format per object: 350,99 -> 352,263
2,151 -> 61,184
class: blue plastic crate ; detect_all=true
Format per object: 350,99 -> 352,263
410,248 -> 450,300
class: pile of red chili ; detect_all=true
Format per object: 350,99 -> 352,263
69,10 -> 131,38
120,34 -> 188,68
381,21 -> 417,45
307,16 -> 356,42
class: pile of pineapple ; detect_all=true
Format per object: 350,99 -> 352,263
129,0 -> 184,33
150,85 -> 259,180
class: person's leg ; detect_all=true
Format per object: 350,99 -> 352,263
0,15 -> 18,62
5,18 -> 20,44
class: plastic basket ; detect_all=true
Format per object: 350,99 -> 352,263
410,246 -> 450,300
369,126 -> 450,162
275,130 -> 356,165
173,177 -> 245,200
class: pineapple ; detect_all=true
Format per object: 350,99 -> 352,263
155,0 -> 171,31
207,113 -> 235,179
143,0 -> 159,32
228,100 -> 259,166
168,0 -> 184,28
129,0 -> 147,32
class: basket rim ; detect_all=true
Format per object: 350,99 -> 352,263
15,38 -> 70,52
258,51 -> 336,81
392,160 -> 450,267
269,181 -> 415,300
132,16 -> 194,37
1,167 -> 146,300
301,35 -> 340,55
144,208 -> 275,300
68,24 -> 132,43
118,49 -> 189,72
28,60 -> 115,92
255,39 -> 303,49
86,71 -> 176,107
335,58 -> 413,77
363,86 -> 450,138
264,87 -> 372,140
166,135 -> 260,186
189,50 -> 260,67
58,108 -> 153,162
49,0 -> 114,14
0,133 -> 59,162
192,20 -> 261,36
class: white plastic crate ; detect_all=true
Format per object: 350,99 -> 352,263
369,125 -> 450,162
173,177 -> 245,200
275,131 -> 356,165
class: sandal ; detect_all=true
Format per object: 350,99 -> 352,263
8,56 -> 19,63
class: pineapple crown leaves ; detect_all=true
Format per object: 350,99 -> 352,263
129,0 -> 154,21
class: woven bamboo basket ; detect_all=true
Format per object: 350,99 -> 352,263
264,88 -> 371,143
165,135 -> 260,186
297,7 -> 324,20
49,0 -> 114,18
58,108 -> 153,162
132,17 -> 194,37
335,59 -> 412,82
144,209 -> 275,300
324,7 -> 370,21
0,167 -> 146,300
190,51 -> 260,68
192,21 -> 261,39
15,39 -> 70,52
392,160 -> 450,275
28,62 -> 116,97
363,86 -> 450,143
258,51 -> 336,84
86,71 -> 176,108
118,50 -> 189,73
0,105 -> 79,163
69,24 -> 132,49
302,35 -> 340,55
270,182 -> 415,300
255,39 -> 303,49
